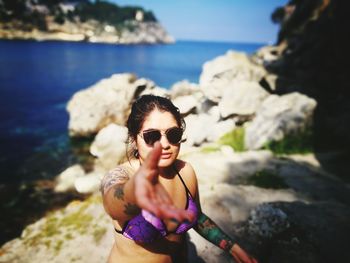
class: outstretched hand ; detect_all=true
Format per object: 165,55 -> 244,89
231,244 -> 259,263
134,142 -> 194,222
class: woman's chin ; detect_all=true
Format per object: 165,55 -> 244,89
158,158 -> 175,168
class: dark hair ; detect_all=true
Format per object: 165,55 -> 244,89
126,95 -> 185,158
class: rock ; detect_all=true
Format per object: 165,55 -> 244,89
218,81 -> 270,118
0,16 -> 174,44
183,107 -> 234,146
0,195 -> 113,263
139,87 -> 170,97
172,95 -> 199,115
260,73 -> 278,92
182,150 -> 274,186
54,165 -> 86,193
247,203 -> 290,238
196,99 -> 218,115
270,156 -> 350,206
119,22 -> 174,44
240,201 -> 350,263
187,183 -> 302,263
170,80 -> 202,99
252,45 -> 284,65
74,173 -> 101,194
182,147 -> 308,263
199,50 -> 267,86
245,92 -> 317,150
67,73 -> 145,137
206,119 -> 236,142
90,124 -> 128,171
183,114 -> 217,146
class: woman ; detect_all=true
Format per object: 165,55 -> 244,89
101,95 -> 258,263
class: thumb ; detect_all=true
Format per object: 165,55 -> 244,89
143,141 -> 162,172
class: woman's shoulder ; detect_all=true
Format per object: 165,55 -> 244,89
100,162 -> 137,195
175,159 -> 197,183
108,160 -> 138,175
176,159 -> 195,174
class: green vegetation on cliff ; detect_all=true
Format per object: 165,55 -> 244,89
263,128 -> 314,155
218,127 -> 246,152
0,0 -> 157,31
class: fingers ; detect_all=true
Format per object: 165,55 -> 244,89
232,253 -> 243,263
231,244 -> 259,263
156,204 -> 195,222
138,197 -> 194,222
143,141 -> 162,172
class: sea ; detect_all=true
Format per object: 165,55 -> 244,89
0,39 -> 264,184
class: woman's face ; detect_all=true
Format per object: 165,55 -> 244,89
136,109 -> 181,168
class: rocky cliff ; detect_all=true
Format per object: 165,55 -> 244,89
0,0 -> 174,44
255,0 -> 350,179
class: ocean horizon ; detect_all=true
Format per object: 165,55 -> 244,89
0,39 -> 264,183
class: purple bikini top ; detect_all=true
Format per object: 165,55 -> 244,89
115,168 -> 199,243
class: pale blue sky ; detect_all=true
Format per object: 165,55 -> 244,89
110,0 -> 287,44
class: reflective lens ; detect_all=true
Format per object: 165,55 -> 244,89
141,127 -> 183,146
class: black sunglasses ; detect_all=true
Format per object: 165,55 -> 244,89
139,127 -> 183,146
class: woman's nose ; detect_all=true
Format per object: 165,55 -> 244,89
159,134 -> 170,149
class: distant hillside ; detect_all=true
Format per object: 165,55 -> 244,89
0,0 -> 174,44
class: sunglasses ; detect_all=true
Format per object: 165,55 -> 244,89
139,127 -> 183,146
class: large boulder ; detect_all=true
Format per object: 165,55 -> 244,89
172,95 -> 199,115
199,51 -> 267,86
0,195 -> 113,263
242,201 -> 350,263
170,80 -> 203,99
67,74 -> 154,137
90,123 -> 128,172
183,114 -> 235,146
54,164 -> 86,193
245,92 -> 317,150
74,172 -> 102,194
218,81 -> 270,118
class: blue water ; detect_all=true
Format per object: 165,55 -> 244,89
0,40 -> 263,183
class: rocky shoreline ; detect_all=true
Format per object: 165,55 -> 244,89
1,45 -> 349,263
0,1 -> 174,44
0,20 -> 174,44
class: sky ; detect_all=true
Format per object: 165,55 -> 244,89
109,0 -> 287,44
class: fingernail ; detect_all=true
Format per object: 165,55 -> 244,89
183,219 -> 190,224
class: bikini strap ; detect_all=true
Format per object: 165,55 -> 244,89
172,165 -> 194,199
114,227 -> 123,234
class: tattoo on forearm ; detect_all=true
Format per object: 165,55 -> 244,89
100,167 -> 130,195
124,203 -> 140,215
196,213 -> 235,252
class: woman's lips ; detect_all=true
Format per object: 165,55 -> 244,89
161,153 -> 172,159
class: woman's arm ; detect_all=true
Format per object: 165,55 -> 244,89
100,165 -> 138,222
194,212 -> 258,263
190,166 -> 258,263
195,213 -> 236,253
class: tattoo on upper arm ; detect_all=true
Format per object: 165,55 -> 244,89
100,167 -> 130,195
114,185 -> 125,200
124,203 -> 140,215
